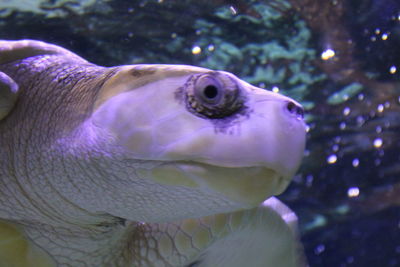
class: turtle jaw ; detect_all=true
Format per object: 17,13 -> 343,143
143,162 -> 290,207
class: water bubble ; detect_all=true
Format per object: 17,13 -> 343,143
191,46 -> 202,55
229,6 -> 238,15
369,110 -> 376,117
376,126 -> 382,133
306,175 -> 314,187
343,107 -> 351,116
347,187 -> 360,198
272,86 -> 279,93
339,122 -> 346,130
327,154 -> 337,164
356,116 -> 365,126
335,205 -> 349,214
373,138 -> 383,148
377,104 -> 384,113
390,65 -> 397,74
321,49 -> 335,60
352,158 -> 360,167
207,44 -> 215,52
347,256 -> 355,263
382,33 -> 389,40
314,244 -> 325,255
332,144 -> 339,152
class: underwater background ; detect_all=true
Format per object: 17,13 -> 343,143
1,0 -> 399,266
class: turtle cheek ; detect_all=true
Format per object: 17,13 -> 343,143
90,83 -> 204,159
90,93 -> 155,158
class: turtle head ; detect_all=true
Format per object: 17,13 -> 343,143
90,64 -> 306,221
0,40 -> 304,223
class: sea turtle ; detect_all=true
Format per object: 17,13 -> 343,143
0,40 -> 306,267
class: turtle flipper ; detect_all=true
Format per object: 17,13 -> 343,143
133,197 -> 305,267
0,72 -> 18,120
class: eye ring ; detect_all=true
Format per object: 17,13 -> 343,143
185,72 -> 245,119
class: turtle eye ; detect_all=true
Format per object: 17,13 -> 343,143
203,85 -> 218,99
185,72 -> 245,119
195,76 -> 223,105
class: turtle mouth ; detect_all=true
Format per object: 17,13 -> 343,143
146,161 -> 290,206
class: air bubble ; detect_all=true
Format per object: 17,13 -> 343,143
377,104 -> 384,113
327,154 -> 337,164
332,144 -> 339,152
343,107 -> 351,116
382,33 -> 388,40
306,175 -> 313,187
229,6 -> 238,15
314,244 -> 325,255
272,86 -> 279,93
321,49 -> 335,60
352,158 -> 359,167
373,138 -> 383,148
191,46 -> 202,55
347,187 -> 360,197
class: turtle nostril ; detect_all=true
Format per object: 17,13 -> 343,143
286,101 -> 296,113
286,101 -> 304,119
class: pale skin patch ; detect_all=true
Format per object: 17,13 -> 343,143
176,163 -> 289,206
94,64 -> 208,110
146,164 -> 199,188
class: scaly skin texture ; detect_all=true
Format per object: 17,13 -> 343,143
0,40 -> 306,266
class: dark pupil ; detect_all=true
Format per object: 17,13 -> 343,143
203,85 -> 219,99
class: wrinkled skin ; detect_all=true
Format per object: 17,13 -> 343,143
0,40 -> 306,266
